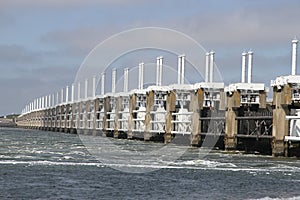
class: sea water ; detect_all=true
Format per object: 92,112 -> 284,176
1,127 -> 300,200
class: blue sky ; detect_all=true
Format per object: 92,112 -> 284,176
1,0 -> 300,115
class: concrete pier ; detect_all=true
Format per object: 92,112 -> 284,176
165,90 -> 176,143
145,90 -> 154,141
271,75 -> 300,156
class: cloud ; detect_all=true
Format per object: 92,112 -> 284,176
180,1 -> 300,48
0,44 -> 42,64
2,0 -> 300,115
40,26 -> 111,56
0,0 -> 148,9
0,64 -> 77,115
0,12 -> 15,28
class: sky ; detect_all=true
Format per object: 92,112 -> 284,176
1,0 -> 300,115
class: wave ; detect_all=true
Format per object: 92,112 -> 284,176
247,196 -> 300,200
1,159 -> 300,173
172,159 -> 238,168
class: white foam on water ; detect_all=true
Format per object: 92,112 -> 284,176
247,196 -> 300,200
1,158 -> 300,174
0,160 -> 104,167
176,159 -> 238,168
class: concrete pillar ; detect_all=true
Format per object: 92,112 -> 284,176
224,91 -> 240,150
59,105 -> 64,132
70,103 -> 76,134
85,101 -> 90,134
114,96 -> 122,138
48,108 -> 52,130
165,91 -> 176,143
292,39 -> 298,76
92,76 -> 96,98
190,89 -> 202,146
45,109 -> 49,129
128,94 -> 136,139
103,96 -> 111,136
205,52 -> 210,83
209,51 -> 215,83
219,91 -> 226,111
52,107 -> 56,131
54,105 -> 59,132
145,91 -> 154,141
77,102 -> 82,131
259,91 -> 267,109
65,104 -> 70,133
272,84 -> 291,156
93,98 -> 100,136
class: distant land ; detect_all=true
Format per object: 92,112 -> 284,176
0,114 -> 19,127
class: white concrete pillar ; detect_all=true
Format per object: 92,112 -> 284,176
156,57 -> 160,86
159,56 -> 163,86
92,76 -> 96,97
181,55 -> 185,84
56,92 -> 59,105
292,39 -> 298,75
61,88 -> 64,104
52,94 -> 55,107
205,52 -> 210,83
241,52 -> 247,83
85,79 -> 88,99
209,51 -> 215,83
45,95 -> 48,109
78,82 -> 81,101
248,51 -> 253,84
124,68 -> 129,92
112,68 -> 116,93
66,86 -> 69,103
42,96 -> 44,109
71,84 -> 74,103
39,97 -> 42,109
178,56 -> 181,84
101,72 -> 105,95
138,63 -> 144,90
